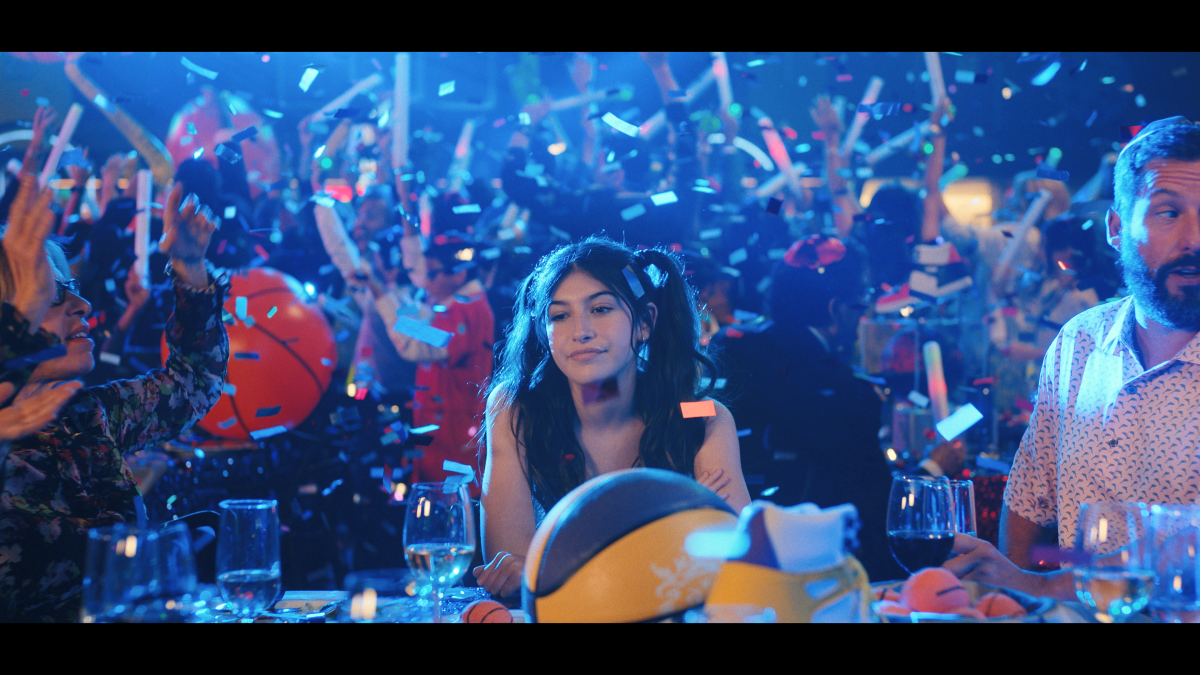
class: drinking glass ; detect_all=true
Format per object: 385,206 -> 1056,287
217,499 -> 281,621
1073,500 -> 1154,623
82,526 -> 125,622
1148,504 -> 1200,623
886,474 -> 955,574
949,479 -> 977,537
403,482 -> 476,623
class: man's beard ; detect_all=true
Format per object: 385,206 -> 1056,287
1121,245 -> 1200,330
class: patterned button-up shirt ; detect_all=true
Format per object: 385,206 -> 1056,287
1005,296 -> 1200,549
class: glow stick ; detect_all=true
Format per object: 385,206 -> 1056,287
864,120 -> 932,166
922,340 -> 950,423
731,137 -> 774,171
757,116 -> 802,200
134,170 -> 151,288
711,52 -> 734,116
840,76 -> 883,157
392,53 -> 410,171
447,119 -> 476,194
313,73 -> 384,122
924,52 -> 947,107
38,103 -> 83,188
640,69 -> 716,139
548,86 -> 629,112
993,189 -> 1053,287
754,162 -> 808,199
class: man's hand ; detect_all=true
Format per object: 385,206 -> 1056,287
20,106 -> 57,177
472,551 -> 525,598
160,183 -> 217,287
941,533 -> 1074,601
810,96 -> 844,137
2,175 -> 58,331
639,52 -> 670,70
699,468 -> 733,501
570,53 -> 593,93
928,439 -> 966,476
0,380 -> 82,441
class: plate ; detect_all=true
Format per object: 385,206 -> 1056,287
870,580 -> 1056,623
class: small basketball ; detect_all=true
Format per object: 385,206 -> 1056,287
974,591 -> 1026,618
462,599 -> 512,623
162,267 -> 336,440
899,567 -> 970,614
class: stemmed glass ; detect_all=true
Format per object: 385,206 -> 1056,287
1148,504 -> 1200,623
403,482 -> 476,623
1073,500 -> 1154,623
216,499 -> 282,622
886,475 -> 955,574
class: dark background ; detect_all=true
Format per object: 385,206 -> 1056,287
2,51 -> 1195,190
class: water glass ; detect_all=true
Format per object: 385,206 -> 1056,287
403,483 -> 476,623
949,479 -> 977,537
217,499 -> 281,621
1148,504 -> 1200,623
886,475 -> 955,574
82,526 -> 125,622
1073,500 -> 1154,623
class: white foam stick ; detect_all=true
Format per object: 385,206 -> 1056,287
312,72 -> 384,122
754,162 -> 808,199
548,86 -> 629,112
38,103 -> 84,188
392,53 -> 410,171
732,137 -> 774,171
640,69 -> 716,139
864,120 -> 933,166
758,116 -> 803,200
313,202 -> 363,282
134,170 -> 151,288
711,52 -> 734,119
840,76 -> 883,157
994,189 -> 1053,286
923,340 -> 950,423
924,52 -> 947,107
447,119 -> 476,194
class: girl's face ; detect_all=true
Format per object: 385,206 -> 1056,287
547,271 -> 648,387
31,261 -> 94,382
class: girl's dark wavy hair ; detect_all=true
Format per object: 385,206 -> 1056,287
482,236 -> 718,511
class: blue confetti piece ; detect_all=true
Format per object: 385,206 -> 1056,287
856,102 -> 902,116
728,248 -> 748,266
392,316 -> 453,348
231,126 -> 258,143
334,329 -> 351,342
332,108 -> 360,119
93,93 -> 114,113
438,80 -> 456,96
622,267 -> 645,299
234,352 -> 260,360
451,204 -> 481,214
935,403 -> 984,441
193,148 -> 204,161
601,112 -> 639,137
187,122 -> 197,135
250,425 -> 288,440
180,56 -> 218,80
263,109 -> 283,119
321,358 -> 333,367
243,316 -> 255,328
298,67 -> 320,92
620,203 -> 646,221
217,417 -> 238,429
215,144 -> 241,164
235,296 -> 247,319
194,449 -> 205,459
760,486 -> 780,497
410,424 -> 439,434
650,191 -> 678,206
737,428 -> 752,438
223,383 -> 237,396
1031,61 -> 1062,87
255,405 -> 282,417
480,247 -> 501,260
267,306 -> 277,318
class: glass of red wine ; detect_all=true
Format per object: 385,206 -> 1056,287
887,475 -> 955,575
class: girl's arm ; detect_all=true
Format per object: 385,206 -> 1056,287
692,400 -> 751,513
475,388 -> 538,597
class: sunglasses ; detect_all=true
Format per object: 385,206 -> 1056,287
52,278 -> 81,307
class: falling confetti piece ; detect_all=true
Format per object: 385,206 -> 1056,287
181,56 -> 218,80
620,203 -> 646,221
766,198 -> 782,215
439,80 -> 456,96
650,191 -> 678,206
601,112 -> 639,137
250,426 -> 288,440
223,383 -> 237,396
622,267 -> 645,299
680,400 -> 717,418
231,126 -> 258,143
267,306 -> 277,318
299,67 -> 320,92
235,296 -> 247,319
217,417 -> 238,429
452,203 -> 481,214
263,109 -> 283,119
255,405 -> 282,417
392,316 -> 453,348
234,352 -> 260,360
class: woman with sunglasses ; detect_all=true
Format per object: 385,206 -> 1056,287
0,177 -> 227,622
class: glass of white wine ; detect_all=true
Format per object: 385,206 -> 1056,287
403,483 -> 476,623
216,499 -> 282,622
1073,500 -> 1154,623
1148,504 -> 1200,623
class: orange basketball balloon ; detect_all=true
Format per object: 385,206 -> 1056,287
162,267 -> 336,440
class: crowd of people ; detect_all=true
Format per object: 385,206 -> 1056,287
1,51 -> 1197,621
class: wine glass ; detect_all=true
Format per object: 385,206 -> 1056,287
1073,500 -> 1154,623
403,482 -> 477,623
216,499 -> 281,622
1148,504 -> 1200,623
949,479 -> 977,538
887,475 -> 955,575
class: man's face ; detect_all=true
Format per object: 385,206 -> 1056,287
420,258 -> 466,299
1108,158 -> 1200,330
352,198 -> 389,252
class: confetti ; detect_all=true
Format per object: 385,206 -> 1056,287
907,390 -> 930,408
856,102 -> 902,116
193,148 -> 204,160
321,358 -> 333,367
332,107 -> 360,119
643,264 -> 667,289
601,112 -> 639,137
215,144 -> 242,164
99,352 -> 121,365
480,247 -> 501,260
766,198 -> 782,216
267,306 -> 278,318
392,316 -> 453,348
620,203 -> 646,221
263,109 -> 284,119
234,352 -> 260,360
223,383 -> 237,396
622,267 -> 645,299
452,203 -> 481,214
92,93 -> 115,113
410,424 -> 440,434
299,67 -> 321,92
57,147 -> 88,171
181,56 -> 218,80
231,126 -> 258,143
1030,61 -> 1062,87
1036,165 -> 1069,181
224,205 -> 237,219
250,426 -> 288,440
680,400 -> 717,418
650,191 -> 678,206
728,248 -> 748,266
935,403 -> 983,441
255,405 -> 282,418
700,228 -> 722,239
217,417 -> 238,429
438,80 -> 456,96
235,296 -> 248,319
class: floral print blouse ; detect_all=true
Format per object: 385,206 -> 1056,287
0,266 -> 228,622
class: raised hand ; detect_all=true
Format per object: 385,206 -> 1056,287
570,53 -> 593,93
160,183 -> 217,287
810,96 -> 844,136
2,175 -> 57,330
20,105 -> 58,177
0,380 -> 82,441
639,52 -> 669,70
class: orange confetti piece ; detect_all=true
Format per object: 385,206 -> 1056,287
680,400 -> 717,418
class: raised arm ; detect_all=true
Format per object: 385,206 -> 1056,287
475,388 -> 537,597
811,96 -> 860,238
921,97 -> 952,243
